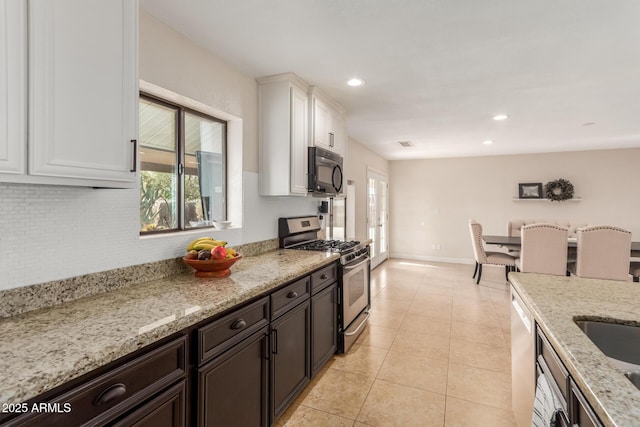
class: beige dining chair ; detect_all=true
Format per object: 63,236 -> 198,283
516,224 -> 569,276
469,219 -> 516,284
569,225 -> 632,281
630,262 -> 640,282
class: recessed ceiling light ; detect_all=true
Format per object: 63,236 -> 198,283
493,114 -> 508,121
347,78 -> 365,87
483,140 -> 494,145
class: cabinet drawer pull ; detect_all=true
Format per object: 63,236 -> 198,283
94,383 -> 127,406
286,291 -> 298,299
230,319 -> 247,330
320,273 -> 328,280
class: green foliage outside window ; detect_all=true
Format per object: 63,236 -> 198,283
140,171 -> 202,231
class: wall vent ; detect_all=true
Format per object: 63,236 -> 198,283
398,141 -> 414,147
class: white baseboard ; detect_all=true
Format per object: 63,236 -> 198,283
388,252 -> 475,265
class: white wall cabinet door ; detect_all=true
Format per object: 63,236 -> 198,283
28,0 -> 137,186
310,88 -> 346,159
312,96 -> 331,150
329,113 -> 346,159
258,73 -> 309,196
289,84 -> 309,194
0,0 -> 26,175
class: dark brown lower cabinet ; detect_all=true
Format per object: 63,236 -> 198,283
111,380 -> 186,427
1,335 -> 188,427
570,379 -> 602,427
270,300 -> 311,422
311,282 -> 337,376
1,263 -> 338,427
198,326 -> 269,427
536,327 -> 603,427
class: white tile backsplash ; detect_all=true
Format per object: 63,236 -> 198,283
0,172 -> 319,291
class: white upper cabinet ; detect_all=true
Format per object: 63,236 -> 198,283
309,87 -> 346,159
0,0 -> 138,187
258,73 -> 309,196
0,0 -> 26,175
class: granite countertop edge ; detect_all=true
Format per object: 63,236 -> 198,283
509,272 -> 640,427
0,249 -> 340,407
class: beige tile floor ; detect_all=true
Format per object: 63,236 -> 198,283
275,259 -> 517,427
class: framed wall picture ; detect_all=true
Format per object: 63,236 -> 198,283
518,183 -> 543,199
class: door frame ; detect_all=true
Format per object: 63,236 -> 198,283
366,168 -> 389,269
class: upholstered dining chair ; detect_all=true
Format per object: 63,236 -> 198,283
516,223 -> 569,276
469,219 -> 516,285
630,262 -> 640,282
569,225 -> 632,281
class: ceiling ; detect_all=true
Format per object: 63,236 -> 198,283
139,0 -> 640,160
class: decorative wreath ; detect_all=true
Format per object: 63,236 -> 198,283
544,178 -> 575,202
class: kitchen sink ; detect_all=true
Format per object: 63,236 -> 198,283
575,320 -> 640,390
575,320 -> 640,366
625,371 -> 640,389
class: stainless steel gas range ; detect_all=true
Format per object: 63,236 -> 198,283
279,216 -> 370,353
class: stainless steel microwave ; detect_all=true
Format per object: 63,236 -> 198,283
308,147 -> 343,196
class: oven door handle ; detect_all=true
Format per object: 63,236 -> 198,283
344,312 -> 370,336
342,257 -> 370,270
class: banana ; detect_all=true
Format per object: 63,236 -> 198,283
187,237 -> 228,252
226,247 -> 237,256
186,237 -> 215,251
193,242 -> 217,251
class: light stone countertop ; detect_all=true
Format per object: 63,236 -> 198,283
0,249 -> 339,407
509,272 -> 640,427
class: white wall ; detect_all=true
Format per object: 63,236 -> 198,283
139,11 -> 260,173
0,12 -> 320,291
345,137 -> 390,240
389,148 -> 640,263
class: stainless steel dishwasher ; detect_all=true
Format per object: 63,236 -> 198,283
511,284 -> 535,427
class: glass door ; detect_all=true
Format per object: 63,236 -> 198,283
367,169 -> 389,269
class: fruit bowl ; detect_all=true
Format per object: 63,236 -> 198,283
183,254 -> 242,278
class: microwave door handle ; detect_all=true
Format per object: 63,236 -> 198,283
332,165 -> 343,193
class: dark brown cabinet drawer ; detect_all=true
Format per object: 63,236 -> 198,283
3,335 -> 187,427
111,380 -> 186,427
570,379 -> 603,427
271,277 -> 310,319
537,327 -> 569,403
198,297 -> 269,365
310,263 -> 337,295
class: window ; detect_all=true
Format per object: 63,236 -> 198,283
139,94 -> 227,234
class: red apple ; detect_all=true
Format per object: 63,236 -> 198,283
211,246 -> 227,260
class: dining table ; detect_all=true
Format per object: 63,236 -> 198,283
483,235 -> 640,257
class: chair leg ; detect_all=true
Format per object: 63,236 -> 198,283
634,276 -> 639,283
472,262 -> 478,278
505,265 -> 509,281
476,264 -> 482,285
